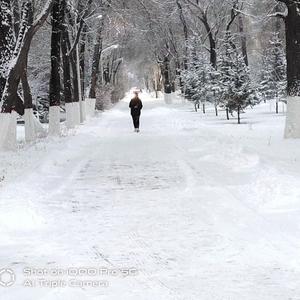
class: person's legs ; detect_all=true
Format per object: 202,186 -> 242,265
131,115 -> 137,131
131,114 -> 141,132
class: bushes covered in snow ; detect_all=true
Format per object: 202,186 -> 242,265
182,34 -> 259,123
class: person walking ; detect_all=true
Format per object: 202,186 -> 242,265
129,91 -> 143,132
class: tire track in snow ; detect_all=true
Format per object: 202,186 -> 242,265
127,231 -> 192,300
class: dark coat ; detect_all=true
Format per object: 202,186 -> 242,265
129,98 -> 143,116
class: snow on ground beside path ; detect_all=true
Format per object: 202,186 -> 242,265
1,93 -> 300,300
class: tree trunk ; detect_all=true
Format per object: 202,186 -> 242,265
238,14 -> 249,66
70,56 -> 79,102
79,24 -> 87,99
0,0 -> 16,103
176,0 -> 188,70
18,0 -> 34,109
49,0 -> 62,135
283,1 -> 300,138
154,76 -> 159,99
113,60 -> 122,85
12,0 -> 20,35
61,0 -> 71,105
61,31 -> 72,104
49,0 -> 62,107
226,108 -> 230,120
22,60 -> 33,109
237,106 -> 241,124
200,15 -> 217,68
163,56 -> 172,104
0,0 -> 52,148
89,27 -> 103,98
1,0 -> 41,115
163,56 -> 172,94
176,61 -> 184,93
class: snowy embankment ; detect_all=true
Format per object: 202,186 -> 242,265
1,93 -> 300,300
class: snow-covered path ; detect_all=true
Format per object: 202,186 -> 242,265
1,94 -> 300,300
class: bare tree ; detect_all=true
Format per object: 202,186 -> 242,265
1,0 -> 53,113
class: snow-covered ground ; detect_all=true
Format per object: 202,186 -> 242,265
1,93 -> 300,300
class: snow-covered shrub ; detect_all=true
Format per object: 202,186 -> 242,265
95,84 -> 114,111
95,81 -> 126,110
111,82 -> 126,104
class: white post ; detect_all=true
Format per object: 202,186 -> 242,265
284,96 -> 300,138
0,112 -> 17,150
48,106 -> 61,136
24,108 -> 36,142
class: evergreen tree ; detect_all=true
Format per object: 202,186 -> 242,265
192,55 -> 211,113
259,32 -> 286,112
207,68 -> 222,116
182,41 -> 212,112
219,33 -> 259,124
182,38 -> 200,102
259,49 -> 274,102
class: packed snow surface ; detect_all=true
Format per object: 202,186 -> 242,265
1,93 -> 300,300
